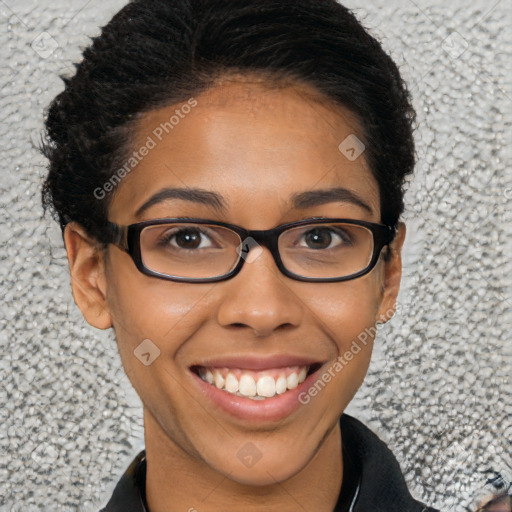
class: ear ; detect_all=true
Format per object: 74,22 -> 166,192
375,222 -> 406,324
63,222 -> 113,330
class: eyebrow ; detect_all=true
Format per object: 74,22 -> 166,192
134,186 -> 373,218
290,187 -> 373,214
135,187 -> 227,218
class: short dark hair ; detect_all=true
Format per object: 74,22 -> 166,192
41,0 -> 417,244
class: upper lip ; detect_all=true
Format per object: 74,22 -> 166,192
190,354 -> 325,371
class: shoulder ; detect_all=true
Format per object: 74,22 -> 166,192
97,450 -> 147,512
340,413 -> 439,512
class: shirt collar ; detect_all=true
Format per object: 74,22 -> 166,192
100,413 -> 437,512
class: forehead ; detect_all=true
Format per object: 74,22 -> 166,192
109,77 -> 380,224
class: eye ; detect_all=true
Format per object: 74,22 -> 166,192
158,227 -> 216,250
298,226 -> 353,250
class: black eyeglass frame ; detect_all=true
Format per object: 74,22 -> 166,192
103,217 -> 397,283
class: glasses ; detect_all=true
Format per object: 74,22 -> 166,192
103,217 -> 397,283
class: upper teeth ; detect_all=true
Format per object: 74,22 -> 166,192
198,366 -> 309,400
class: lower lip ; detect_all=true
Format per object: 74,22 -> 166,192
189,365 -> 324,422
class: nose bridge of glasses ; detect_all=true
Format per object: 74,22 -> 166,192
234,228 -> 280,265
243,228 -> 278,248
242,228 -> 277,257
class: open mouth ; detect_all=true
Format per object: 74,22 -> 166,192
190,363 -> 323,400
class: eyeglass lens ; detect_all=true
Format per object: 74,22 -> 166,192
139,222 -> 375,279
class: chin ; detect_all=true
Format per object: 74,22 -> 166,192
222,459 -> 304,487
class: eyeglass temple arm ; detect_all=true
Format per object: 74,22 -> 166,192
104,222 -> 129,251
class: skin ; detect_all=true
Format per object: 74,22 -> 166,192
64,74 -> 406,512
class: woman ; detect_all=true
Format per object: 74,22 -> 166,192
41,0 -> 440,510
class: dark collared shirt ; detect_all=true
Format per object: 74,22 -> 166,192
100,413 -> 439,512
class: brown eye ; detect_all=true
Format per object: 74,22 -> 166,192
300,227 -> 352,250
158,227 -> 215,250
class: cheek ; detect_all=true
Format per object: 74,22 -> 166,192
307,278 -> 381,349
303,281 -> 381,410
105,253 -> 212,357
104,261 -> 211,425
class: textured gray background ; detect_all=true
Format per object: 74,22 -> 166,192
0,0 -> 510,510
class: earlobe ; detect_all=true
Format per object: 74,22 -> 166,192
64,222 -> 113,330
376,222 -> 406,324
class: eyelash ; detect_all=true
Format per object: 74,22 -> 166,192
156,225 -> 353,250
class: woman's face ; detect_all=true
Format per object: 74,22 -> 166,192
66,76 -> 405,485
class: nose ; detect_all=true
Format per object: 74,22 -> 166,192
216,246 -> 303,337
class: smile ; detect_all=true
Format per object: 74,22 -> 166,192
193,365 -> 314,400
188,355 -> 326,422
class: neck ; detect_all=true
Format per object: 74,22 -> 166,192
143,409 -> 343,512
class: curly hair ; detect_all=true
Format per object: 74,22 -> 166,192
41,0 -> 417,244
